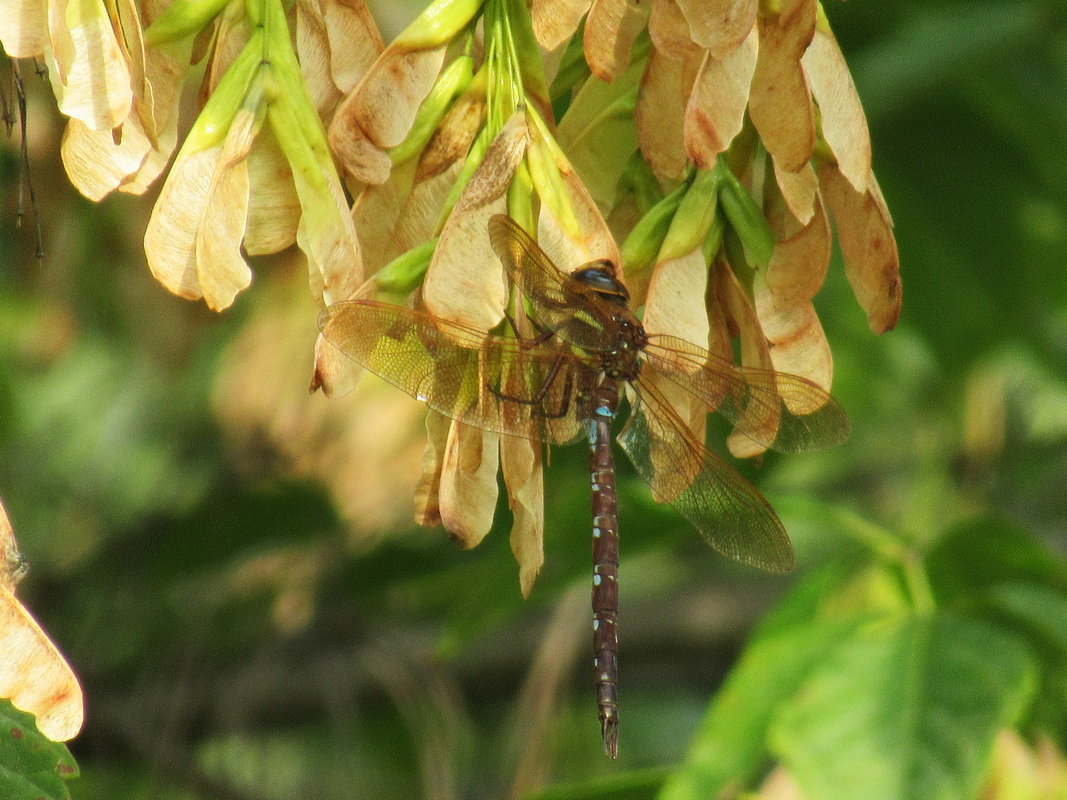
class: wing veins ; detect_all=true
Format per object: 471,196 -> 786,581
621,377 -> 795,573
643,334 -> 849,453
320,300 -> 591,445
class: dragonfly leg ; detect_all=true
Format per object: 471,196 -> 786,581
504,308 -> 558,349
484,353 -> 574,418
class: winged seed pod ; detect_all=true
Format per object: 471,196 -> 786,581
19,0 -> 380,308
311,0 -> 894,594
312,0 -> 618,593
0,501 -> 83,743
14,0 -> 896,597
140,0 -> 373,309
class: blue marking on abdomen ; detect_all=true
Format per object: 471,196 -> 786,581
585,419 -> 598,444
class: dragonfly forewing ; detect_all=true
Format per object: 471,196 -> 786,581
489,215 -> 618,352
319,300 -> 588,445
642,335 -> 850,455
619,377 -> 795,574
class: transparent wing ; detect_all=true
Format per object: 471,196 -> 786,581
320,300 -> 589,445
488,214 -> 618,351
643,334 -> 850,454
618,375 -> 795,573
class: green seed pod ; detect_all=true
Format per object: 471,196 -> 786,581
261,0 -> 336,162
374,239 -> 438,295
658,168 -> 723,263
144,0 -> 231,45
507,0 -> 550,111
507,160 -> 536,236
623,153 -> 664,216
183,31 -> 265,153
394,0 -> 486,51
716,161 -> 776,270
269,92 -> 330,199
390,54 -> 475,166
525,107 -> 577,234
619,182 -> 686,272
701,211 -> 725,264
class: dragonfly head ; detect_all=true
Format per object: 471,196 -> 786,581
572,261 -> 630,307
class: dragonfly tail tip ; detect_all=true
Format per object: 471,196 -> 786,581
601,719 -> 619,759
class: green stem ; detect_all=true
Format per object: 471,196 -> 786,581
901,551 -> 937,616
825,505 -> 937,614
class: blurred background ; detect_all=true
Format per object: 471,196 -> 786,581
1,0 -> 1066,797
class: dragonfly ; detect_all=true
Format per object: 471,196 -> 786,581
319,214 -> 849,758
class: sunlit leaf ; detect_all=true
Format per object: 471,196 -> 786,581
658,618 -> 861,800
556,58 -> 639,209
987,582 -> 1067,659
0,700 -> 78,800
770,615 -> 1037,800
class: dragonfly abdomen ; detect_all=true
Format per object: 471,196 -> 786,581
589,379 -> 622,758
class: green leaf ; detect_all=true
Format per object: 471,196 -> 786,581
0,700 -> 79,800
925,515 -> 1067,607
986,582 -> 1067,658
984,582 -> 1067,732
769,614 -> 1036,800
519,766 -> 670,799
714,160 -> 775,270
657,618 -> 863,800
748,561 -> 876,642
555,76 -> 639,210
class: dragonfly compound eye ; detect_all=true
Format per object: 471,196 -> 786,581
572,263 -> 630,305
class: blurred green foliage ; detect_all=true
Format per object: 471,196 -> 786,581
1,0 -> 1066,798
